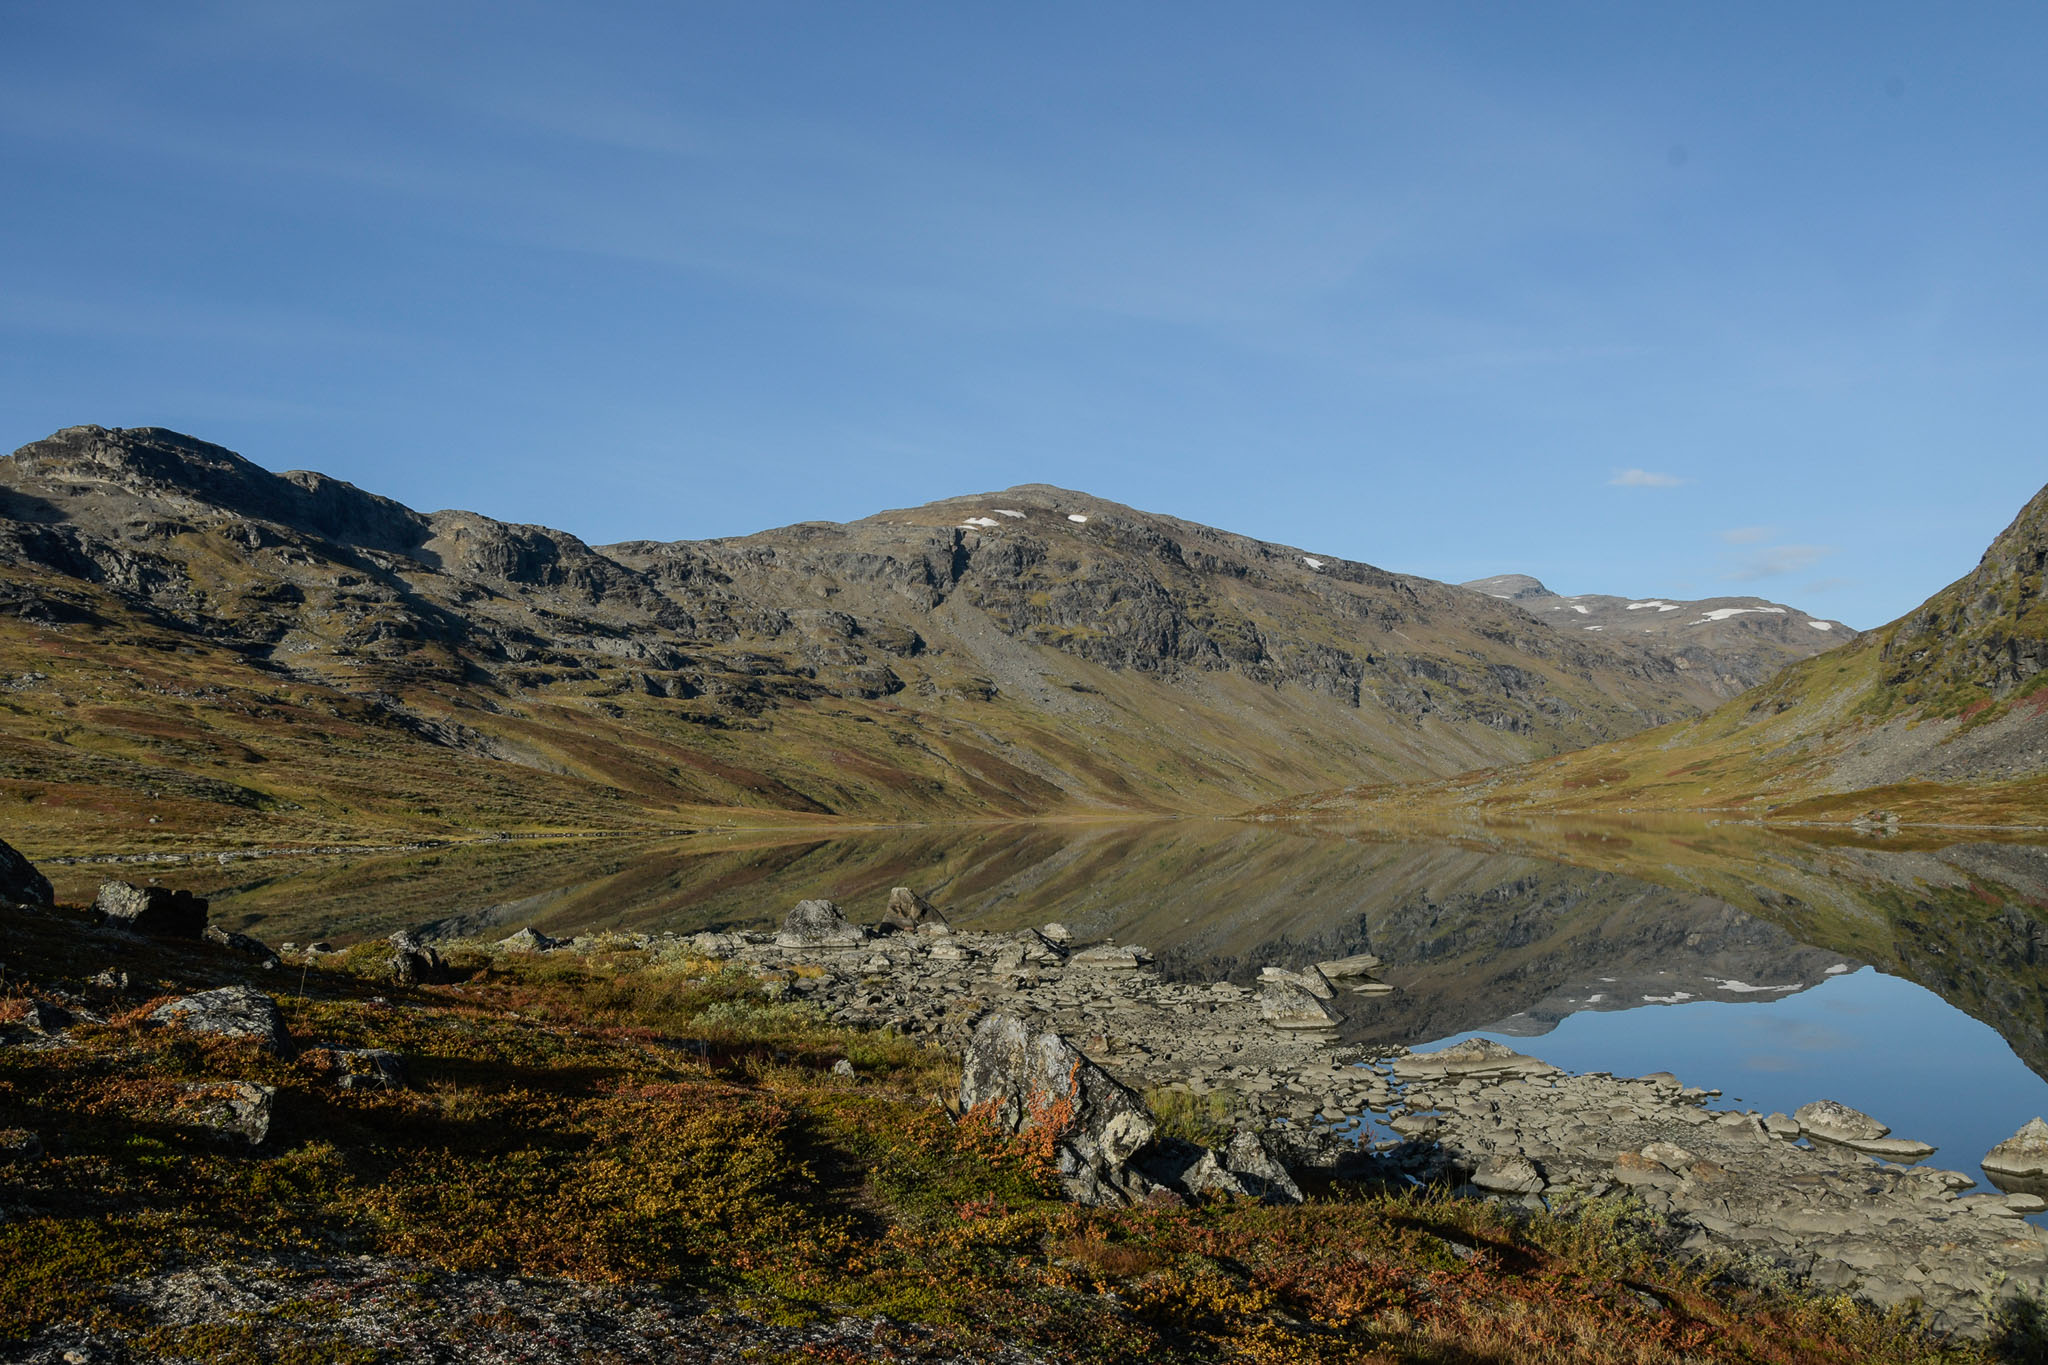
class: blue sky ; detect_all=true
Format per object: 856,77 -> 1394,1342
3,3 -> 2044,629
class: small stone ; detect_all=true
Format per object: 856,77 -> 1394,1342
1039,922 -> 1074,942
1314,951 -> 1384,980
0,1128 -> 42,1162
1763,1111 -> 1800,1138
388,930 -> 447,985
328,1048 -> 407,1091
831,1058 -> 856,1078
1072,943 -> 1151,970
90,968 -> 130,991
1640,1141 -> 1695,1170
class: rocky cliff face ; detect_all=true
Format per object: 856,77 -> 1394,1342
0,426 -> 1842,843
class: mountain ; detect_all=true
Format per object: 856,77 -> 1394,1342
1458,574 -> 1855,695
0,425 -> 1831,850
1287,481 -> 2048,826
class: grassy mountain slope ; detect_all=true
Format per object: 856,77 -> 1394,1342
1278,481 -> 2048,827
0,425 -> 1828,852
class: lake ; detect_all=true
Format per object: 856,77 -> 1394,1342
53,816 -> 2048,1194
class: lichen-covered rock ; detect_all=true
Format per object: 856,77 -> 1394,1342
1256,977 -> 1343,1030
335,1048 -> 409,1091
1982,1117 -> 2048,1178
0,838 -> 51,910
149,985 -> 294,1056
97,881 -> 208,938
775,899 -> 868,950
1794,1100 -> 1889,1143
174,1080 -> 275,1145
880,887 -> 945,932
960,1012 -> 1156,1205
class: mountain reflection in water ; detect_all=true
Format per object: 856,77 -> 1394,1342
65,817 -> 2048,1085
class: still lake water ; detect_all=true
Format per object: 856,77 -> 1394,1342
64,817 -> 2048,1191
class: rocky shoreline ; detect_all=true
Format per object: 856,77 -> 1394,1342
537,892 -> 2048,1338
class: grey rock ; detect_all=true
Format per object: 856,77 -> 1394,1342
331,1048 -> 408,1091
1313,951 -> 1384,980
959,1012 -> 1156,1205
880,887 -> 946,932
775,899 -> 868,950
1794,1099 -> 1889,1143
1472,1153 -> 1546,1195
1071,942 -> 1151,970
1982,1116 -> 2048,1179
1039,922 -> 1074,942
495,926 -> 565,952
1393,1036 -> 1546,1080
203,924 -> 282,969
1257,977 -> 1343,1030
1258,965 -> 1335,1000
0,1128 -> 42,1162
96,881 -> 208,938
149,985 -> 294,1056
388,930 -> 447,985
0,838 -> 52,909
1223,1128 -> 1303,1204
831,1058 -> 856,1078
175,1080 -> 275,1145
20,1000 -> 72,1035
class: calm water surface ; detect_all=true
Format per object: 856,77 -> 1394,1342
61,817 -> 2048,1189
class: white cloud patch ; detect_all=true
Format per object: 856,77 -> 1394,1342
1719,526 -> 1772,544
1726,544 -> 1835,581
1609,468 -> 1686,488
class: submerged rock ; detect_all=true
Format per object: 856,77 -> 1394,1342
149,986 -> 294,1056
775,899 -> 868,950
97,881 -> 207,938
0,838 -> 52,910
1982,1117 -> 2048,1179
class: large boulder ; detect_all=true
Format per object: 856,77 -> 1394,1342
960,1012 -> 1157,1205
1392,1037 -> 1550,1080
149,985 -> 294,1056
1983,1117 -> 2048,1179
0,839 -> 52,910
775,899 -> 868,950
880,887 -> 946,932
1257,977 -> 1343,1031
1795,1100 -> 1889,1143
97,881 -> 208,938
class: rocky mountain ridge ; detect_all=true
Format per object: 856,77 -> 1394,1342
1459,573 -> 1856,696
0,426 -> 1842,846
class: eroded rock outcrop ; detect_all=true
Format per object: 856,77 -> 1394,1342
960,1012 -> 1157,1206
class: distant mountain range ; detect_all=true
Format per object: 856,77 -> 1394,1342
0,425 -> 1848,850
1282,479 -> 2048,826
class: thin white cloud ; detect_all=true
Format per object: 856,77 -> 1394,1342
1726,544 -> 1836,581
1719,525 -> 1772,544
1609,468 -> 1686,488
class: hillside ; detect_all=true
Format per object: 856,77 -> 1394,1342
0,425 -> 1833,852
1284,481 -> 2048,827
